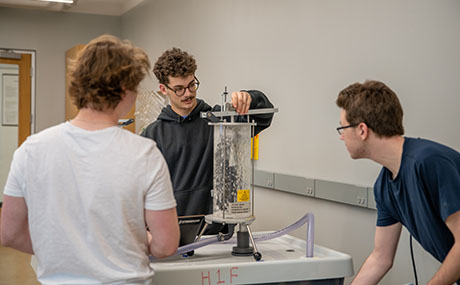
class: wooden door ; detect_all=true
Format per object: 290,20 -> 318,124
0,53 -> 32,204
0,54 -> 31,146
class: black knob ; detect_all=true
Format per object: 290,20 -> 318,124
184,250 -> 194,257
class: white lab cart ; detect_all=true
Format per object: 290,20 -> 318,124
151,233 -> 353,285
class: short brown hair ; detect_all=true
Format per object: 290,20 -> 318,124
153,47 -> 197,85
69,34 -> 150,111
336,80 -> 404,137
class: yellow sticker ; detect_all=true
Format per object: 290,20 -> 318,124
237,189 -> 250,202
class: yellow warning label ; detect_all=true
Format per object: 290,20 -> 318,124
237,189 -> 250,202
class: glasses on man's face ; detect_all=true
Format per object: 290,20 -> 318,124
336,124 -> 358,135
165,76 -> 200,97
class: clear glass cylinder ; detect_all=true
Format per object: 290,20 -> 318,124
212,123 -> 252,219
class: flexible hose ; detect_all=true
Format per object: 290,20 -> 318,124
174,212 -> 315,257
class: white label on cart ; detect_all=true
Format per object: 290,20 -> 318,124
229,202 -> 250,214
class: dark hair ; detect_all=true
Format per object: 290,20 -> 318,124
153,47 -> 197,85
69,34 -> 150,111
336,80 -> 404,137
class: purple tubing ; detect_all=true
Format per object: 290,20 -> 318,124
173,212 -> 315,258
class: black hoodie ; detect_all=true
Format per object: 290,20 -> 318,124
141,90 -> 274,233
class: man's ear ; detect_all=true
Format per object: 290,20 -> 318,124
120,86 -> 127,98
357,122 -> 369,140
159,84 -> 167,95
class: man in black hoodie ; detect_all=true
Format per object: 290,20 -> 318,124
141,47 -> 274,235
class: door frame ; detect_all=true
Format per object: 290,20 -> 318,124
0,48 -> 36,135
0,49 -> 35,207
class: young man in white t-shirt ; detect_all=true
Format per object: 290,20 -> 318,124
0,34 -> 180,284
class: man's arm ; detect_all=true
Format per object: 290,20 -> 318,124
145,207 -> 180,258
428,210 -> 460,285
352,222 -> 402,285
231,90 -> 274,135
0,195 -> 34,254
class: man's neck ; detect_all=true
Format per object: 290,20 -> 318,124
71,108 -> 118,130
369,135 -> 405,179
171,107 -> 191,117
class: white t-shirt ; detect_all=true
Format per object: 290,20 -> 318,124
4,122 -> 176,284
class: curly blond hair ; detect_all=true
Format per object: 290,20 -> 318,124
69,34 -> 151,111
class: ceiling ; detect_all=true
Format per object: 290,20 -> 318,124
0,0 -> 144,16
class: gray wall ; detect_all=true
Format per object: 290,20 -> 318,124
0,7 -> 121,131
122,0 -> 460,284
1,1 -> 460,284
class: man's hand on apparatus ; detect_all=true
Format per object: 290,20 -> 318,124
231,91 -> 252,115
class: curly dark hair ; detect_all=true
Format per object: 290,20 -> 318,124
69,34 -> 150,111
153,47 -> 197,85
336,80 -> 404,137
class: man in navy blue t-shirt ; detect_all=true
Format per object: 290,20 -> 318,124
336,80 -> 460,285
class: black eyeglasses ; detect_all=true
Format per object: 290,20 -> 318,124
165,76 -> 200,97
336,124 -> 358,135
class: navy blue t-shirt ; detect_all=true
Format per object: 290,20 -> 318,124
374,137 -> 460,264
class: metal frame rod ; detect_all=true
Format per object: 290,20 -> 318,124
246,224 -> 259,254
251,120 -> 255,216
222,124 -> 227,219
195,223 -> 208,242
201,107 -> 279,119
